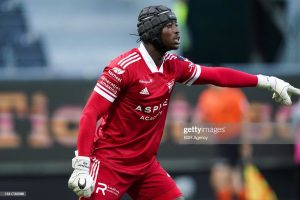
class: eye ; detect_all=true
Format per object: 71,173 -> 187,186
166,23 -> 173,28
166,22 -> 178,28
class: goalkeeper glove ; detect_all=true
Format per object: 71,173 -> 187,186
68,151 -> 95,197
257,75 -> 300,105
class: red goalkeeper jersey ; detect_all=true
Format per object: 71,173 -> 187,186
93,43 -> 201,174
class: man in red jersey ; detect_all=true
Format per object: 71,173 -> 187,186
68,5 -> 300,200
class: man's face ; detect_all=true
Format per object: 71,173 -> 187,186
160,21 -> 180,51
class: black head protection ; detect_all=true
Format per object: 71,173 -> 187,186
137,5 -> 177,50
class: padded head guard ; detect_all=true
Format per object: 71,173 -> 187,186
137,5 -> 177,48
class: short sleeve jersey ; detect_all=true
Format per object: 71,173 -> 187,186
93,43 -> 201,173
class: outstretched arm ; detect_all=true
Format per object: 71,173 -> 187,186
195,66 -> 300,105
194,66 -> 258,87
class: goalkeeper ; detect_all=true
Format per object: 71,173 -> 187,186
68,5 -> 300,200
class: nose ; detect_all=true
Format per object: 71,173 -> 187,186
173,24 -> 179,34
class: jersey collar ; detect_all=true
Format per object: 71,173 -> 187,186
138,42 -> 164,73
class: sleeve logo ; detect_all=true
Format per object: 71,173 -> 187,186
112,67 -> 125,74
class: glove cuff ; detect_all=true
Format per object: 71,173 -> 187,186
257,74 -> 274,90
72,156 -> 90,172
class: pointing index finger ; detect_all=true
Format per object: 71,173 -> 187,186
288,86 -> 300,95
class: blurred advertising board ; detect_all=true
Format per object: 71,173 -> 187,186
0,80 -> 95,163
0,76 -> 298,171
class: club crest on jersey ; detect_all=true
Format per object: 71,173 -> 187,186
139,87 -> 150,95
167,79 -> 175,93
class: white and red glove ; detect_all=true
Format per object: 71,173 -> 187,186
257,74 -> 300,105
68,151 -> 95,197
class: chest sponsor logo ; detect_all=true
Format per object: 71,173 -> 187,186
134,98 -> 168,121
135,101 -> 168,113
139,87 -> 150,95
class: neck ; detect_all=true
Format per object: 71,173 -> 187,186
143,42 -> 166,66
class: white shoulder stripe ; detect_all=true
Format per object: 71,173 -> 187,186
119,54 -> 140,67
165,53 -> 172,60
96,83 -> 117,98
170,55 -> 177,60
186,64 -> 202,86
94,86 -> 115,102
117,52 -> 137,65
123,57 -> 141,69
164,53 -> 177,61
